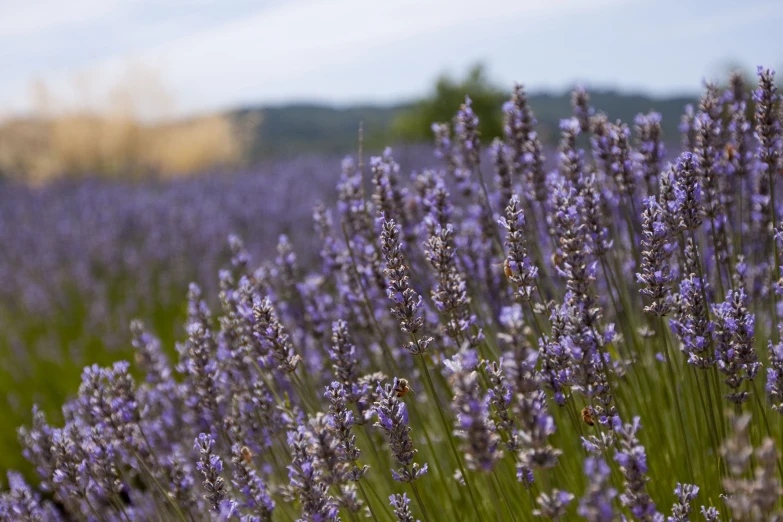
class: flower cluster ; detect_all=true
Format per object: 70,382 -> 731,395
5,68 -> 783,522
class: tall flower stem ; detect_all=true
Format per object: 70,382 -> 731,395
131,448 -> 189,522
492,470 -> 519,522
341,221 -> 400,373
409,481 -> 433,522
403,395 -> 456,505
364,478 -> 393,522
737,180 -> 745,256
474,166 -> 504,257
660,318 -> 694,482
770,169 -> 781,343
708,217 -> 726,300
751,380 -> 783,481
416,354 -> 483,520
357,481 -> 381,522
700,372 -> 726,478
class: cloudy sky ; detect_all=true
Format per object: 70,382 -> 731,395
1,0 -> 782,116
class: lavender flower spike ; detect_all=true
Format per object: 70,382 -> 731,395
329,320 -> 362,403
444,349 -> 502,472
389,493 -> 417,522
712,288 -> 759,404
754,67 -> 781,177
700,506 -> 720,521
533,489 -> 575,520
373,378 -> 428,483
195,433 -> 228,512
380,217 -> 432,354
498,194 -> 539,302
571,85 -> 593,133
768,337 -> 783,414
230,444 -> 275,521
671,274 -> 713,369
252,294 -> 301,373
287,426 -> 341,522
672,152 -> 703,232
637,196 -> 673,316
454,96 -> 481,171
635,111 -> 665,190
668,483 -> 699,522
578,457 -> 618,522
325,381 -> 368,481
613,416 -> 660,521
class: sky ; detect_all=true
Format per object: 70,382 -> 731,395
1,0 -> 782,117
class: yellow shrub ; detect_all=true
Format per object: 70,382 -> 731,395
0,66 -> 256,183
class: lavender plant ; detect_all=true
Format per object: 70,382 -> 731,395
4,69 -> 783,522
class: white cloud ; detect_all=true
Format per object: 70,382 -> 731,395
0,0 -> 119,38
88,0 -> 628,112
3,0 -> 781,116
636,1 -> 783,41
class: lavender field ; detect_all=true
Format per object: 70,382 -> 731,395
2,69 -> 783,521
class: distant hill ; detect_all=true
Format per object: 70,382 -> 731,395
232,90 -> 698,161
232,104 -> 407,159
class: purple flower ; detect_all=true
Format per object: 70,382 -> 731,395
534,488 -> 574,519
571,85 -> 594,133
252,294 -> 301,373
380,217 -> 432,354
613,417 -> 660,521
767,338 -> 783,414
634,111 -> 666,191
372,379 -> 428,483
671,274 -> 714,369
754,67 -> 781,176
672,152 -> 703,232
324,382 -> 368,481
445,349 -> 502,472
195,433 -> 228,512
498,195 -> 539,302
454,96 -> 481,171
287,427 -> 340,521
668,483 -> 699,522
578,457 -> 617,522
694,83 -> 724,219
637,196 -> 673,316
389,493 -> 417,522
230,443 -> 275,520
503,84 -> 547,202
713,288 -> 758,404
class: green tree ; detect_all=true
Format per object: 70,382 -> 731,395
391,64 -> 506,143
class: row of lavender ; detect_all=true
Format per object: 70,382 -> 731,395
3,68 -> 783,521
0,151 -> 437,472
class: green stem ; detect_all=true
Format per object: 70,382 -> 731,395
417,355 -> 483,520
365,480 -> 394,522
701,372 -> 726,478
492,469 -> 519,522
410,481 -> 433,522
709,217 -> 726,301
751,380 -> 783,482
84,495 -> 109,522
357,481 -> 382,522
341,221 -> 400,373
769,167 -> 780,343
660,318 -> 694,482
474,166 -> 504,257
131,449 -> 189,522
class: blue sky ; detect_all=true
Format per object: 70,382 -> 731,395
1,0 -> 781,117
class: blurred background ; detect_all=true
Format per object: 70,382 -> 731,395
0,0 -> 781,477
1,0 -> 782,181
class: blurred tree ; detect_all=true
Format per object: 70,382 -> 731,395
391,64 -> 506,143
